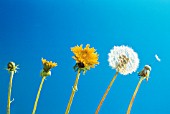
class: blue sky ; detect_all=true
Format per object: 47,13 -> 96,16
0,0 -> 169,114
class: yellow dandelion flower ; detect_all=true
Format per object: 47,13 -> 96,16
6,62 -> 19,114
71,44 -> 99,73
41,58 -> 57,71
65,44 -> 99,114
40,58 -> 57,77
32,58 -> 57,114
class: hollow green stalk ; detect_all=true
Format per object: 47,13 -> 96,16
126,77 -> 144,114
32,76 -> 46,114
95,71 -> 119,114
7,71 -> 14,114
65,69 -> 81,114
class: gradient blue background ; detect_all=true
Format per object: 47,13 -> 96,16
0,0 -> 169,114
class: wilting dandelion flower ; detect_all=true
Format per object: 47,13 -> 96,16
32,58 -> 57,114
65,44 -> 99,114
95,45 -> 139,114
6,62 -> 19,114
126,65 -> 151,114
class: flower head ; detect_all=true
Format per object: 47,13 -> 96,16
138,65 -> 151,81
71,44 -> 99,73
7,62 -> 19,73
40,58 -> 57,77
108,45 -> 139,75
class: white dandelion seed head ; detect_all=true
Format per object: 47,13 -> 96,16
108,45 -> 139,75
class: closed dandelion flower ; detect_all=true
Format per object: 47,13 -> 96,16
32,58 -> 57,114
65,44 -> 99,114
7,62 -> 19,73
96,45 -> 139,114
6,62 -> 19,114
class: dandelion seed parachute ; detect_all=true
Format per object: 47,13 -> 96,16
155,54 -> 161,62
149,54 -> 161,66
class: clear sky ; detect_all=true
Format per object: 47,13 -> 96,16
0,0 -> 169,114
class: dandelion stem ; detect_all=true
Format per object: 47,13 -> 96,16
7,71 -> 14,114
32,76 -> 46,114
95,71 -> 119,114
126,77 -> 144,114
65,69 -> 81,114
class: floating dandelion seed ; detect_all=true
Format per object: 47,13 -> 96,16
95,45 -> 139,114
155,54 -> 161,62
6,62 -> 19,114
32,58 -> 57,114
126,65 -> 151,114
65,44 -> 99,114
